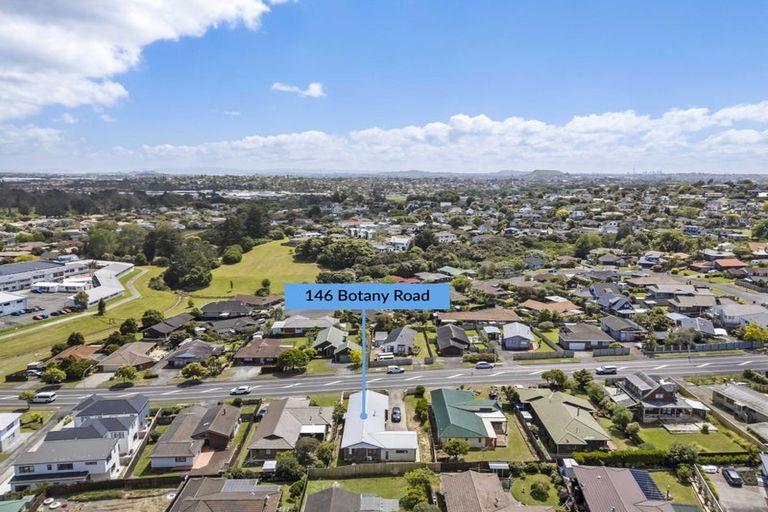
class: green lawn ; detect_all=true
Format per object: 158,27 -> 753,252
133,425 -> 184,478
310,393 -> 342,407
597,417 -> 634,450
306,358 -> 337,375
539,329 -> 560,347
638,426 -> 744,453
193,240 -> 319,297
534,336 -> 555,353
511,474 -> 559,506
412,330 -> 430,359
0,266 -> 186,379
19,408 -> 55,432
464,414 -> 536,462
650,471 -> 699,505
305,477 -> 411,500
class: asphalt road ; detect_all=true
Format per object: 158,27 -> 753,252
3,353 -> 767,407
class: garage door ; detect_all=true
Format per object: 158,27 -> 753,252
568,343 -> 586,350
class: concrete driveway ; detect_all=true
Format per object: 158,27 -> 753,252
387,389 -> 408,431
709,470 -> 768,512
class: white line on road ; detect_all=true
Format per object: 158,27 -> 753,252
491,372 -> 505,377
696,363 -> 711,368
653,365 -> 668,370
283,383 -> 300,388
529,370 -> 546,375
118,392 -> 136,398
161,390 -> 182,396
200,388 -> 222,394
618,367 -> 629,371
323,380 -> 342,386
738,360 -> 754,366
0,396 -> 14,400
367,378 -> 382,383
446,373 -> 464,379
405,376 -> 422,381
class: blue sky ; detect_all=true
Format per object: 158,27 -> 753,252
2,0 -> 768,172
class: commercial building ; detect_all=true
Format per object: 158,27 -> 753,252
0,260 -> 89,292
0,291 -> 26,317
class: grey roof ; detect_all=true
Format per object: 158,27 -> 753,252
0,261 -> 62,276
16,438 -> 117,465
713,384 -> 768,416
74,394 -> 149,417
601,315 -> 644,332
144,313 -> 194,335
200,300 -> 250,318
573,466 -> 675,512
167,339 -> 222,361
46,422 -> 109,442
168,477 -> 282,512
560,323 -> 615,343
436,324 -> 470,351
502,322 -> 533,341
305,487 -> 399,512
383,326 -> 417,347
249,398 -> 333,452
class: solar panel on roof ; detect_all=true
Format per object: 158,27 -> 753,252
221,479 -> 259,492
630,469 -> 666,501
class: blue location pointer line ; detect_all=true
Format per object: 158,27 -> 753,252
360,308 -> 368,420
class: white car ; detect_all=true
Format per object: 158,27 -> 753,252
230,385 -> 251,395
701,465 -> 718,474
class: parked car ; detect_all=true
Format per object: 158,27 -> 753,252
723,468 -> 742,487
475,361 -> 495,370
230,385 -> 251,395
701,465 -> 718,474
24,369 -> 43,377
386,365 -> 405,374
10,311 -> 23,316
595,365 -> 618,375
391,406 -> 402,423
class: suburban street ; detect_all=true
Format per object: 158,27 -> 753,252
3,353 -> 766,407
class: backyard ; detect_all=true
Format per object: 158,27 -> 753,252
511,473 -> 560,506
305,476 -> 411,500
464,414 -> 536,462
650,471 -> 700,506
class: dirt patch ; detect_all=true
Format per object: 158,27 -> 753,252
41,488 -> 176,512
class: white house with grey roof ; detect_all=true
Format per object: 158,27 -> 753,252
47,416 -> 138,455
73,394 -> 150,432
0,412 -> 21,452
500,322 -> 534,350
10,438 -> 121,491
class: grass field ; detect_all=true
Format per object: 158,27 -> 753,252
0,267 -> 186,379
511,474 -> 559,506
193,240 -> 318,297
650,471 -> 699,505
305,476 -> 411,500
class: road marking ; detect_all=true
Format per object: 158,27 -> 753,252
283,383 -> 300,389
367,378 -> 382,383
200,388 -> 222,394
323,380 -> 342,386
696,363 -> 711,368
738,360 -> 754,366
653,365 -> 668,370
529,370 -> 546,375
446,373 -> 464,379
491,372 -> 505,377
161,390 -> 182,396
618,367 -> 629,371
404,376 -> 422,381
0,396 -> 14,400
117,392 -> 136,398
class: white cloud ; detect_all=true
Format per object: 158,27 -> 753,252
99,113 -> 116,123
223,110 -> 241,116
271,81 -> 325,98
56,112 -> 78,124
0,1 -> 275,121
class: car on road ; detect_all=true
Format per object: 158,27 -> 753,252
230,385 -> 251,395
723,468 -> 743,487
595,365 -> 618,375
391,406 -> 402,423
386,365 -> 405,374
475,361 -> 495,370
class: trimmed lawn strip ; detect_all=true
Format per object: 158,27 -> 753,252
650,471 -> 699,505
305,476 -> 411,500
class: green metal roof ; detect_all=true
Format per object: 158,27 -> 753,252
430,388 -> 502,439
312,326 -> 347,348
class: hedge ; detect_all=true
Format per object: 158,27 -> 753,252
573,449 -> 757,468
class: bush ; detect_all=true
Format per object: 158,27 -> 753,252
152,256 -> 170,267
538,321 -> 555,331
462,352 -> 496,363
222,245 -> 243,264
530,480 -> 550,501
148,430 -> 161,443
414,385 -> 425,398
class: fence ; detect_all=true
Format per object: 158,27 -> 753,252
512,351 -> 574,361
514,409 -> 553,461
592,347 -> 630,357
307,461 -> 489,479
735,279 -> 768,293
647,340 -> 764,353
370,358 -> 412,367
122,410 -> 161,477
693,464 -> 724,512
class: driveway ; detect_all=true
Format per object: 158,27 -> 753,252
709,470 -> 768,512
387,389 -> 407,431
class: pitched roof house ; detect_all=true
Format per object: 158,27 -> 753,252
431,388 -> 508,450
501,322 -> 534,350
305,487 -> 399,512
616,371 -> 709,423
600,315 -> 645,342
379,326 -> 417,355
572,465 -> 677,512
234,338 -> 286,366
558,323 -> 615,350
97,341 -> 158,372
165,339 -> 223,368
442,471 -> 544,512
436,324 -> 470,356
168,478 -> 282,512
142,312 -> 194,340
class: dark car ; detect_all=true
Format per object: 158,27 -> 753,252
391,406 -> 402,423
723,468 -> 743,487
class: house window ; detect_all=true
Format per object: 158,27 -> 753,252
655,394 -> 664,399
57,463 -> 74,471
85,461 -> 97,466
18,466 -> 34,474
47,465 -> 52,471
395,450 -> 409,454
174,457 -> 187,463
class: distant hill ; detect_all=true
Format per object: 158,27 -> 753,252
522,169 -> 568,180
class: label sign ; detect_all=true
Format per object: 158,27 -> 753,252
285,283 -> 451,310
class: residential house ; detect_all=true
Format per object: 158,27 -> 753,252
501,322 -> 534,350
142,312 -> 194,340
558,323 -> 615,350
0,413 -> 21,452
596,293 -> 637,318
312,326 -> 348,357
387,235 -> 412,252
97,342 -> 158,372
73,394 -> 150,431
667,294 -> 716,315
340,391 -> 417,462
665,313 -> 716,338
436,307 -> 521,325
168,477 -> 282,512
431,388 -> 508,450
712,384 -> 768,423
305,487 -> 399,512
615,371 -> 709,423
524,253 -> 547,269
518,389 -> 610,455
714,258 -> 748,271
572,466 -> 677,512
519,298 -> 582,317
10,438 -> 121,491
436,231 -> 458,244
442,471 -> 543,512
165,339 -> 223,368
714,304 -> 768,329
199,300 -> 250,320
436,324 -> 470,356
46,416 -> 139,455
600,316 -> 645,342
234,338 -> 286,366
270,315 -> 338,335
247,397 -> 333,462
379,327 -> 417,355
45,344 -> 100,368
637,251 -> 666,268
597,253 -> 626,267
205,315 -> 258,335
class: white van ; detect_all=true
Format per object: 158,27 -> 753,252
595,365 -> 618,375
376,352 -> 395,361
32,391 -> 57,403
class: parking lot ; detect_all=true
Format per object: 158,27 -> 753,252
0,291 -> 74,329
709,470 -> 768,512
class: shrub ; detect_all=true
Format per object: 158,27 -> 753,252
538,321 -> 555,331
530,480 -> 550,502
414,385 -> 426,398
462,352 -> 496,363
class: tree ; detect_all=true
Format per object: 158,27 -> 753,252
443,439 -> 470,460
348,349 -> 362,367
751,219 -> 768,240
84,227 -> 118,258
50,343 -> 67,356
73,291 -> 89,310
667,442 -> 698,465
275,451 -> 304,481
415,398 -> 429,423
742,321 -> 768,342
277,348 -> 310,372
542,369 -> 567,389
530,480 -> 551,502
451,275 -> 471,293
67,332 -> 85,346
666,327 -> 701,346
116,224 -> 147,256
295,437 -> 320,466
115,365 -> 138,383
414,229 -> 436,250
676,464 -> 693,484
573,234 -> 602,259
412,504 -> 441,512
315,440 -> 335,466
611,408 -> 634,432
625,422 -> 641,437
18,390 -> 36,410
42,367 -> 66,384
573,368 -> 594,391
181,362 -> 208,381
141,309 -> 165,329
333,401 -> 347,424
119,317 -> 139,335
97,298 -> 106,316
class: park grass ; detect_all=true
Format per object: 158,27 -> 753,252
193,240 -> 318,297
650,471 -> 699,505
0,266 -> 186,379
305,476 -> 411,500
464,414 -> 536,462
511,473 -> 559,506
